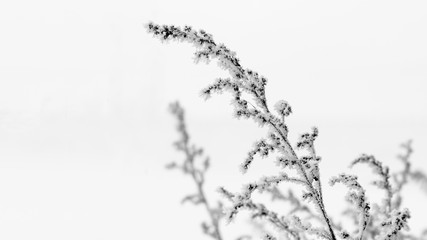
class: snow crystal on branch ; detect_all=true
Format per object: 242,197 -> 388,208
330,174 -> 370,240
274,100 -> 292,119
222,174 -> 303,228
148,22 -> 338,240
378,208 -> 410,240
240,139 -> 275,173
146,22 -> 245,82
226,199 -> 300,240
263,234 -> 278,240
146,22 -> 288,138
296,127 -> 319,154
350,154 -> 393,213
151,22 -> 426,240
291,215 -> 333,240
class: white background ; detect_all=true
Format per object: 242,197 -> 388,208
0,0 -> 426,239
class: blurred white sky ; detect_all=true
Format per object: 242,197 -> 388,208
0,0 -> 426,239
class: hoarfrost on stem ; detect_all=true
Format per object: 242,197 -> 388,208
168,101 -> 224,240
149,22 -> 425,240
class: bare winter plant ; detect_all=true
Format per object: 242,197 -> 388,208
148,23 -> 427,240
167,101 -> 225,240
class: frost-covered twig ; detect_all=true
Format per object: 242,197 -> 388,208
149,22 -> 425,240
350,155 -> 393,215
378,208 -> 410,240
330,174 -> 370,240
393,140 -> 413,193
147,22 -> 337,240
391,140 -> 427,195
219,186 -> 301,240
168,101 -> 223,240
266,187 -> 343,233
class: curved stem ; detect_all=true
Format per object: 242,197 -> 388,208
268,120 -> 337,240
247,98 -> 337,240
184,145 -> 223,240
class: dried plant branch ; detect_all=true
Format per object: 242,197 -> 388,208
330,174 -> 370,240
149,22 -> 426,240
168,101 -> 223,240
147,22 -> 337,240
350,155 -> 393,214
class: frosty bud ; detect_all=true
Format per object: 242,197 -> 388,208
274,100 -> 292,117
